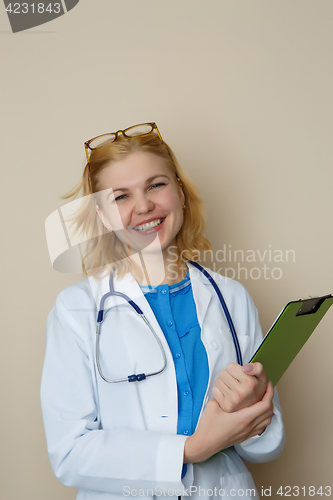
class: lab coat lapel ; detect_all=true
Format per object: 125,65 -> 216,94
88,270 -> 179,434
187,262 -> 230,401
89,264 -> 212,325
88,271 -> 142,312
88,270 -> 174,370
187,262 -> 212,327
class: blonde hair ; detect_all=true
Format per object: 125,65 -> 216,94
64,132 -> 211,278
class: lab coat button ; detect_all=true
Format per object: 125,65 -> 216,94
184,391 -> 189,396
183,430 -> 189,435
167,321 -> 173,327
175,353 -> 181,359
161,289 -> 167,295
210,340 -> 218,350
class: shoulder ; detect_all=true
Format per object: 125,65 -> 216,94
206,266 -> 247,293
46,278 -> 97,346
52,277 -> 96,317
189,262 -> 258,315
210,266 -> 257,307
189,262 -> 249,297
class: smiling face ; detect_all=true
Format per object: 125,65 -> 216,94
96,151 -> 185,259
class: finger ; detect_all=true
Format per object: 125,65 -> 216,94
251,399 -> 274,425
218,368 -> 262,406
253,379 -> 274,409
227,362 -> 263,387
214,380 -> 232,401
262,380 -> 274,402
236,380 -> 274,423
212,386 -> 226,408
251,414 -> 273,437
216,371 -> 241,393
243,402 -> 273,439
226,363 -> 264,395
222,364 -> 254,390
214,378 -> 240,410
225,363 -> 244,383
248,420 -> 271,439
242,362 -> 267,384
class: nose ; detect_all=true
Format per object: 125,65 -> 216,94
133,192 -> 154,214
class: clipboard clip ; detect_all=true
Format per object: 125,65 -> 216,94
296,294 -> 332,316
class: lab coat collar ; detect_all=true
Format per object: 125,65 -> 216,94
88,270 -> 145,312
88,261 -> 213,326
186,261 -> 213,327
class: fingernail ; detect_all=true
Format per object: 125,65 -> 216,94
242,364 -> 254,373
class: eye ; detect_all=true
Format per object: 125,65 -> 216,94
149,182 -> 165,190
114,194 -> 127,202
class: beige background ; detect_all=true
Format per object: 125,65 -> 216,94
1,1 -> 332,499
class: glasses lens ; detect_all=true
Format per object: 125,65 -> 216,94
124,124 -> 154,138
89,134 -> 116,150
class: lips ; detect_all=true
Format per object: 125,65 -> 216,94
133,218 -> 165,232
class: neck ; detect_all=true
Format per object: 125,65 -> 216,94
134,248 -> 188,286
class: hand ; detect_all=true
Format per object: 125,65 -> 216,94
212,362 -> 267,413
184,380 -> 274,464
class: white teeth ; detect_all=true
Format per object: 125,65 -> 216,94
134,218 -> 164,231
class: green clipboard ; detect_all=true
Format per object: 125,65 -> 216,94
250,294 -> 333,387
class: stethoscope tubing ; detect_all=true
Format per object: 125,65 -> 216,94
188,261 -> 243,366
96,313 -> 167,383
96,262 -> 243,383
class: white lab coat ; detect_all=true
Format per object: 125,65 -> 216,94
41,262 -> 285,500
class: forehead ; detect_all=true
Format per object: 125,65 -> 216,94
97,151 -> 172,190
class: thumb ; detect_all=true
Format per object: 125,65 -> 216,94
262,379 -> 274,401
242,362 -> 267,384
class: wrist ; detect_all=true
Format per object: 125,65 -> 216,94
184,433 -> 210,463
184,434 -> 198,463
183,432 -> 216,464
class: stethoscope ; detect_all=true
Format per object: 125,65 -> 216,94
95,261 -> 243,383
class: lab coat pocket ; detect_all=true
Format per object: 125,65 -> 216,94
193,450 -> 259,499
220,472 -> 259,498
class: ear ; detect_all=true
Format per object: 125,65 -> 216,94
96,205 -> 113,232
180,187 -> 185,206
177,179 -> 185,205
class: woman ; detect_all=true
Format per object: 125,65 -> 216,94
41,122 -> 285,500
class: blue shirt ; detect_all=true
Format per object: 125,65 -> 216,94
140,274 -> 209,477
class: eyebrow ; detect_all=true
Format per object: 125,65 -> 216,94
107,174 -> 170,200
